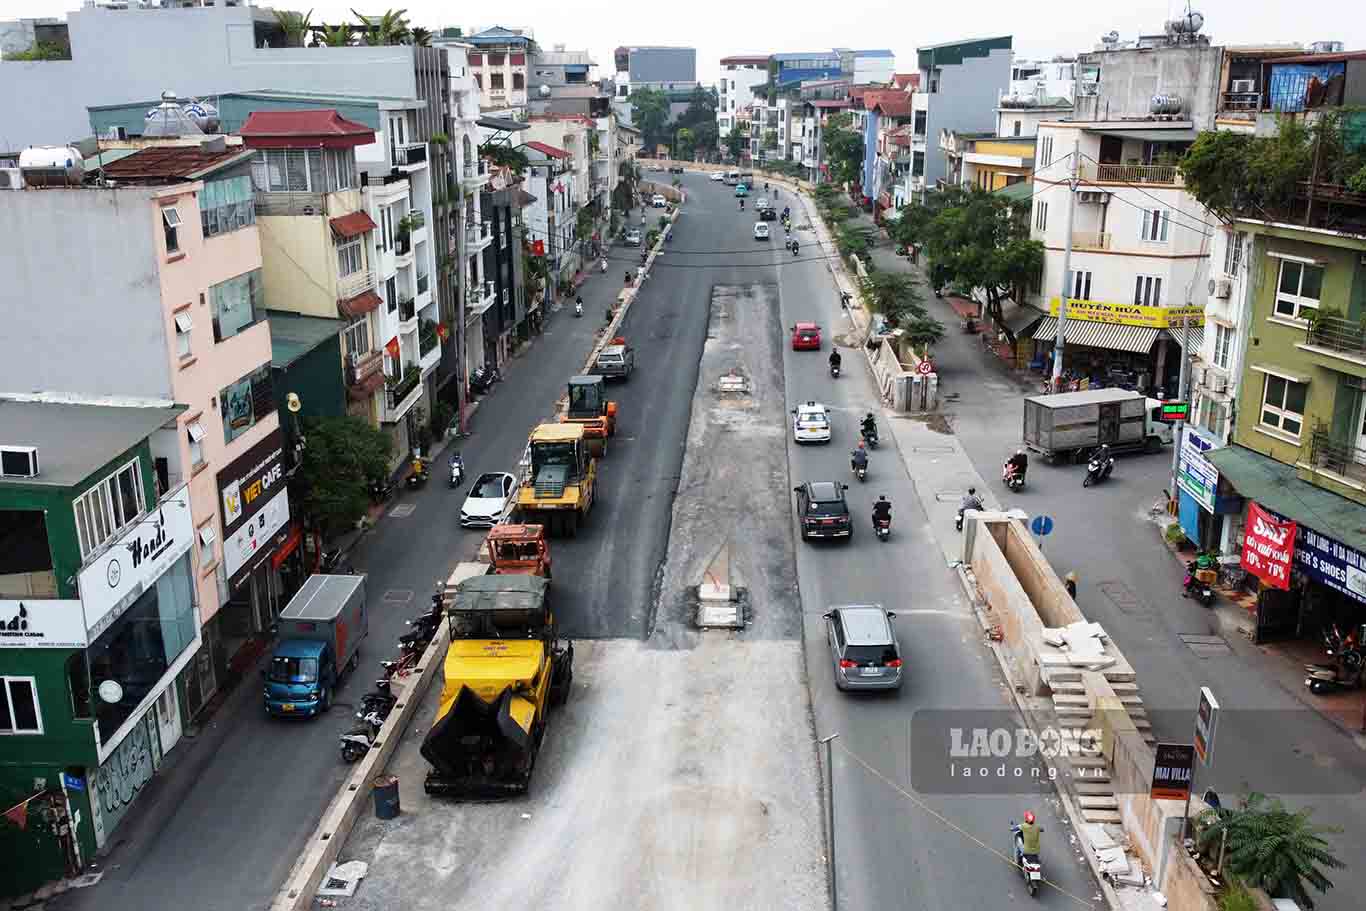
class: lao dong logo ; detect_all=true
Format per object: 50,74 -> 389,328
947,725 -> 1102,781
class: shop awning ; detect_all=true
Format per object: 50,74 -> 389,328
1205,445 -> 1366,554
1165,323 -> 1204,351
1000,304 -> 1045,337
337,289 -> 383,318
329,211 -> 377,239
1032,317 -> 1161,353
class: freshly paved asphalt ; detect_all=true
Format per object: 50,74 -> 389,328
48,190 -> 706,911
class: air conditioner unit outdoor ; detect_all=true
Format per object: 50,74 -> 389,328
1212,279 -> 1232,299
1077,190 -> 1107,204
1212,376 -> 1228,394
1230,79 -> 1256,94
1191,367 -> 1206,389
0,446 -> 40,478
0,168 -> 25,190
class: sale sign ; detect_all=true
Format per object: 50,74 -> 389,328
1241,502 -> 1296,590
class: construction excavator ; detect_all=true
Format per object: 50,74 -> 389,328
421,574 -> 573,798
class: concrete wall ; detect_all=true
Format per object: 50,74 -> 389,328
0,6 -> 419,147
256,189 -> 362,319
0,187 -> 168,398
922,48 -> 1011,192
1073,44 -> 1224,127
966,515 -> 1053,695
629,47 -> 697,84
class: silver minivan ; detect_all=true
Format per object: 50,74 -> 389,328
823,605 -> 903,691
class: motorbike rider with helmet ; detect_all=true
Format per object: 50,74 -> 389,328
1013,810 -> 1042,866
861,412 -> 878,443
872,495 -> 892,525
828,349 -> 842,372
1005,447 -> 1028,483
850,440 -> 869,473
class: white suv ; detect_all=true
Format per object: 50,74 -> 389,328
754,222 -> 770,240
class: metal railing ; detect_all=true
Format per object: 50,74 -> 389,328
1219,90 -> 1262,113
1088,163 -> 1182,185
1306,315 -> 1366,358
394,142 -> 427,167
462,160 -> 490,183
398,298 -> 416,322
254,191 -> 328,216
1071,231 -> 1112,251
1309,429 -> 1366,483
385,369 -> 421,410
346,349 -> 383,385
337,269 -> 376,300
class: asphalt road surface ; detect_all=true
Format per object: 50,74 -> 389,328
769,190 -> 1104,909
47,197 -> 699,911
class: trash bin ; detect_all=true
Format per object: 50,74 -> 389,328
372,775 -> 400,820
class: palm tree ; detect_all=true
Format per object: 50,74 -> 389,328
1196,793 -> 1345,909
273,9 -> 313,48
409,26 -> 431,47
351,8 -> 409,46
318,23 -> 354,47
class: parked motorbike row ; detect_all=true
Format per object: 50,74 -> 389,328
1305,623 -> 1365,694
339,590 -> 445,762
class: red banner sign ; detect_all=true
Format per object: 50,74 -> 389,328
1241,502 -> 1296,590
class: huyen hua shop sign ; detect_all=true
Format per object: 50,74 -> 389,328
1241,502 -> 1295,590
218,428 -> 289,588
1049,298 -> 1205,329
78,485 -> 193,639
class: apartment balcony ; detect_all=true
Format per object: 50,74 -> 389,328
394,142 -> 428,170
382,366 -> 423,423
1218,90 -> 1262,116
1071,231 -> 1112,251
345,349 -> 385,401
418,318 -> 442,371
466,220 -> 493,254
461,159 -> 491,190
337,268 -> 376,301
395,237 -> 415,268
254,191 -> 330,216
1308,428 -> 1366,485
1298,315 -> 1366,376
1085,162 -> 1183,186
466,280 -> 497,318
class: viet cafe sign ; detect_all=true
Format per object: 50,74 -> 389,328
1049,298 -> 1205,329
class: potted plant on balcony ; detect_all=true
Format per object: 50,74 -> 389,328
396,215 -> 414,254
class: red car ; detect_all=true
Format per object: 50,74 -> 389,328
791,322 -> 822,350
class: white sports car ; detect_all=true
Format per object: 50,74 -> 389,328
710,171 -> 725,181
460,472 -> 518,528
791,401 -> 832,444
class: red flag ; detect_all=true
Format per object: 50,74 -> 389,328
384,337 -> 400,360
3,798 -> 29,831
436,322 -> 448,341
532,239 -> 545,256
1241,502 -> 1296,590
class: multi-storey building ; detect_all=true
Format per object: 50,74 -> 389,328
0,140 -> 288,727
717,56 -> 770,140
1008,57 -> 1077,103
613,44 -> 698,98
462,25 -> 534,117
1,399 -> 195,892
525,45 -> 610,118
909,36 -> 1013,203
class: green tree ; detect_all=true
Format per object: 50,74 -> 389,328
273,8 -> 313,47
725,126 -> 746,161
409,26 -> 431,46
860,272 -> 932,328
317,23 -> 354,46
1196,792 -> 1345,910
295,416 -> 393,538
822,113 -> 864,186
920,186 -> 1043,344
352,8 -> 409,46
674,127 -> 696,161
834,222 -> 876,260
628,88 -> 671,150
485,144 -> 530,177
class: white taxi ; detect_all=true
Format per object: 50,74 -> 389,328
791,401 -> 832,444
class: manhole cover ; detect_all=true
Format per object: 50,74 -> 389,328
1179,634 -> 1232,658
1097,580 -> 1151,618
389,503 -> 416,518
383,589 -> 414,605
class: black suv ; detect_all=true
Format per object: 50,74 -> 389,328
793,481 -> 852,542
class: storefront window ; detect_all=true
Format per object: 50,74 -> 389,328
88,555 -> 196,745
219,364 -> 275,445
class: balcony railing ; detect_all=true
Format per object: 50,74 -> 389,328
462,160 -> 490,186
1309,428 -> 1366,483
398,297 -> 416,323
337,269 -> 376,300
1071,231 -> 1112,251
254,191 -> 329,216
394,142 -> 427,167
346,349 -> 383,385
407,209 -> 425,229
416,272 -> 430,295
1306,315 -> 1366,359
1219,90 -> 1262,113
1087,163 -> 1182,186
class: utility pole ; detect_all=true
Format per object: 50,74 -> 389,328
1169,317 -> 1193,509
819,732 -> 840,909
1050,138 -> 1081,393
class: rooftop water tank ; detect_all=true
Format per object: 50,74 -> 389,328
19,146 -> 85,186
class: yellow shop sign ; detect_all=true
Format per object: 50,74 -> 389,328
1049,298 -> 1205,329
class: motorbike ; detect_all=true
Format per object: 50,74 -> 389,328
470,365 -> 501,394
1011,822 -> 1044,897
830,362 -> 841,378
358,680 -> 397,721
955,500 -> 982,533
575,301 -> 584,317
874,515 -> 891,542
320,548 -> 354,575
448,452 -> 465,488
1082,451 -> 1114,488
1182,558 -> 1215,606
368,476 -> 395,504
861,427 -> 879,449
1304,624 -> 1365,694
406,459 -> 430,490
1003,462 -> 1026,493
339,710 -> 386,763
790,241 -> 800,256
854,464 -> 867,482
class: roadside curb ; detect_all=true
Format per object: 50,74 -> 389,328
270,617 -> 452,911
954,559 -> 1122,910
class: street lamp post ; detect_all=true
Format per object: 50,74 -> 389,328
819,732 -> 840,908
